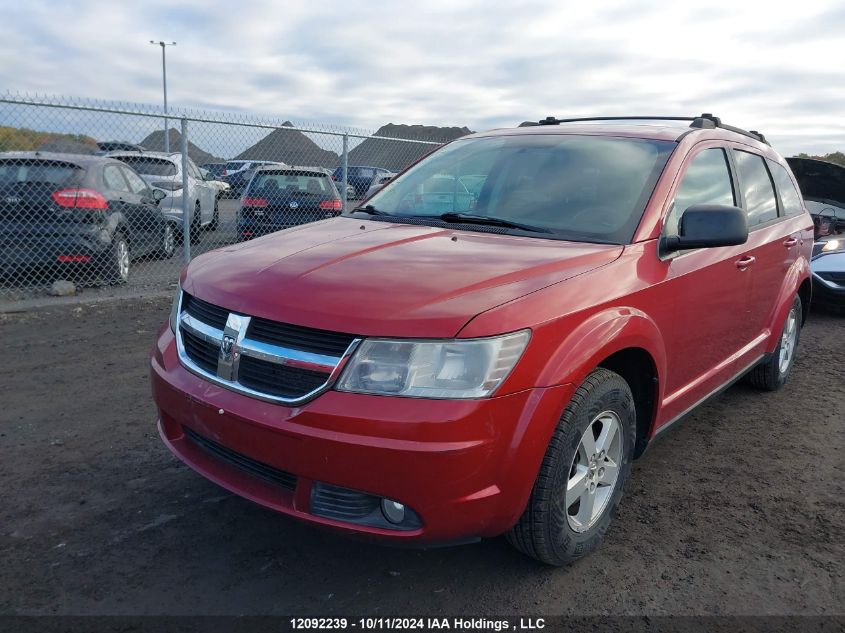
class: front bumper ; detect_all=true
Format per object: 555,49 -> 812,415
151,325 -> 572,543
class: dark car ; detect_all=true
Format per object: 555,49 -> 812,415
332,165 -> 393,198
200,163 -> 227,180
220,168 -> 256,199
786,156 -> 845,311
0,152 -> 171,285
237,166 -> 342,240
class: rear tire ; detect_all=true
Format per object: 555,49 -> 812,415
745,295 -> 802,391
506,368 -> 635,566
106,231 -> 130,285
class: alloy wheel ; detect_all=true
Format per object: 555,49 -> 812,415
163,224 -> 175,256
778,306 -> 799,374
566,410 -> 623,533
116,239 -> 130,281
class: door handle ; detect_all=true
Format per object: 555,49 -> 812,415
735,255 -> 756,270
783,237 -> 798,247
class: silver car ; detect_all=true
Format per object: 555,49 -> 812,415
108,152 -> 220,235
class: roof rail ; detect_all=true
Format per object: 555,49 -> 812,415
537,114 -> 769,145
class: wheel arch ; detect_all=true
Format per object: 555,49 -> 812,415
597,347 -> 658,458
533,307 -> 666,457
767,258 -> 812,351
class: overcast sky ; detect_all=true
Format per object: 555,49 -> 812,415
2,0 -> 844,156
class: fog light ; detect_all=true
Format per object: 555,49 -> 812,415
381,498 -> 405,524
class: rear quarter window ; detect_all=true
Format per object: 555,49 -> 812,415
767,160 -> 803,217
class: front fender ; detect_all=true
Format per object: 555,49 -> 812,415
535,307 -> 666,394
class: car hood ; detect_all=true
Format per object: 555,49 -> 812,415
182,217 -> 622,337
786,157 -> 845,207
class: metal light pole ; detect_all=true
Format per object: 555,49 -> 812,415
149,40 -> 176,152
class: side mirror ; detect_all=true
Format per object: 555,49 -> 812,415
664,204 -> 748,251
152,189 -> 167,202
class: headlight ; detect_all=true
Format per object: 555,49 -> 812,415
821,239 -> 844,253
169,288 -> 182,333
336,330 -> 530,399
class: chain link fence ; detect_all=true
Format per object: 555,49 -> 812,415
0,93 -> 448,303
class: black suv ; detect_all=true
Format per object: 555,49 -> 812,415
237,166 -> 343,240
0,152 -> 171,285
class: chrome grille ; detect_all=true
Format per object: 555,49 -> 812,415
175,291 -> 360,405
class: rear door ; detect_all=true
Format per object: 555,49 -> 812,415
731,150 -> 796,358
103,163 -> 152,250
187,159 -> 216,224
120,165 -> 165,255
659,145 -> 755,422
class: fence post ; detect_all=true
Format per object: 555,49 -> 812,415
341,133 -> 349,212
180,117 -> 191,263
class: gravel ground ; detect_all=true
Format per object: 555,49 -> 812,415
0,298 -> 843,616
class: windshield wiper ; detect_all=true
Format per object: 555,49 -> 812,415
353,204 -> 389,216
439,212 -> 552,234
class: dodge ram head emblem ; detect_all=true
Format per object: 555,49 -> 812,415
219,334 -> 236,362
216,313 -> 250,381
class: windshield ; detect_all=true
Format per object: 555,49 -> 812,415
362,134 -> 674,243
114,156 -> 177,177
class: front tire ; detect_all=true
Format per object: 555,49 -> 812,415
207,198 -> 219,232
158,223 -> 176,259
506,368 -> 635,566
190,201 -> 203,244
745,295 -> 802,391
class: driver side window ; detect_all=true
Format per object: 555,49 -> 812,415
665,148 -> 735,237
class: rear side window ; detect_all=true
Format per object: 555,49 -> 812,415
103,165 -> 130,192
115,156 -> 177,177
734,151 -> 778,226
665,148 -> 735,236
768,160 -> 803,217
250,171 -> 335,195
120,167 -> 150,194
0,160 -> 80,187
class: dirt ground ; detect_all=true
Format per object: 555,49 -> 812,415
0,297 -> 843,616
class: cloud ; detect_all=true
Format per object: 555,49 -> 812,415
1,0 -> 844,155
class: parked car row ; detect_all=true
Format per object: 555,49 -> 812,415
332,165 -> 395,198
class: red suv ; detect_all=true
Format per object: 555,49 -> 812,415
150,114 -> 813,565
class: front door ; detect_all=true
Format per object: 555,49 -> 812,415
658,144 -> 755,424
